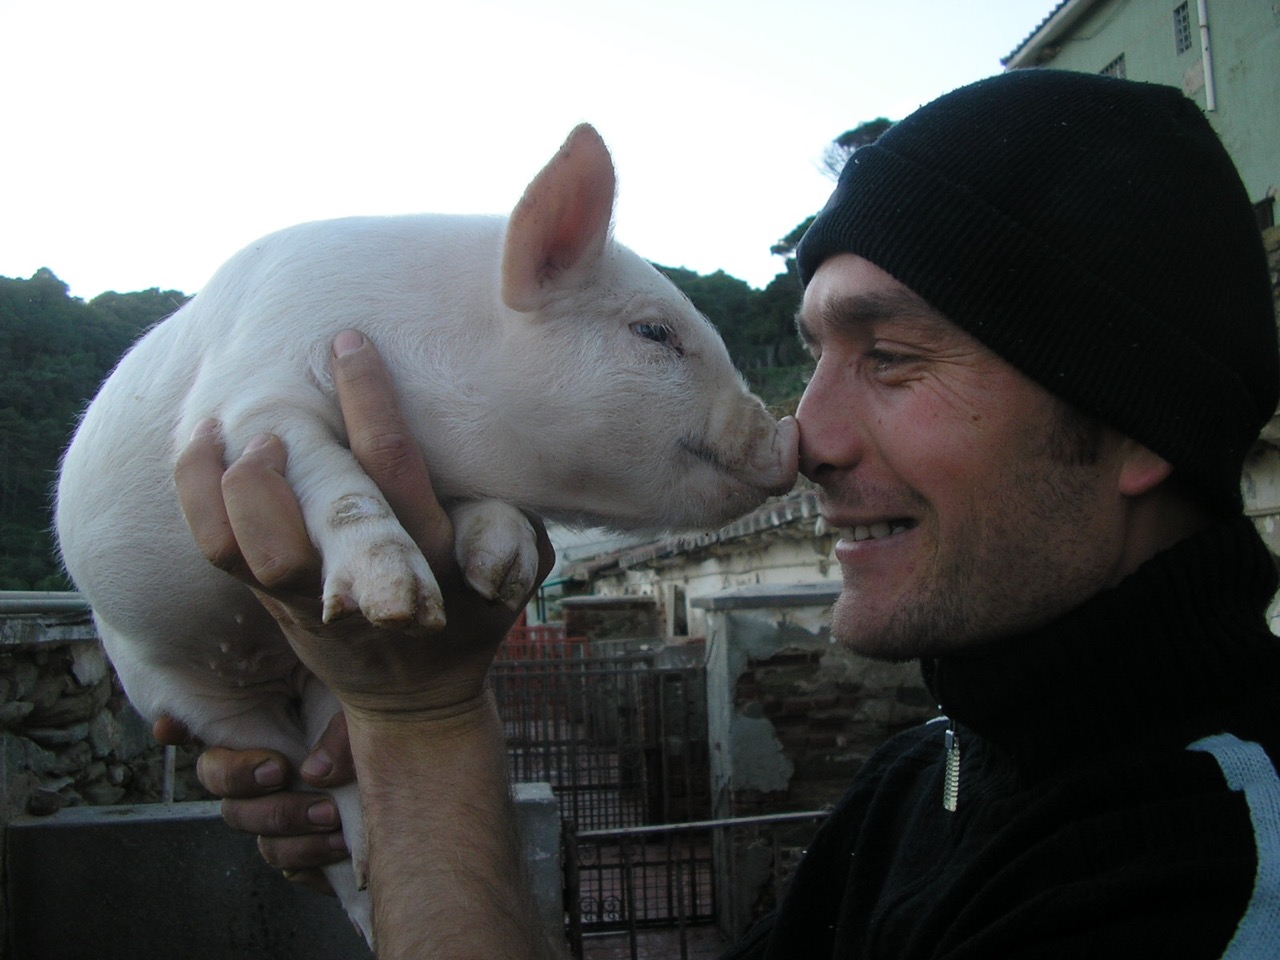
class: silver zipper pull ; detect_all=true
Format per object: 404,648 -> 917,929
943,725 -> 961,813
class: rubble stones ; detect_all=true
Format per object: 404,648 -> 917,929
1,634 -> 211,828
0,701 -> 35,727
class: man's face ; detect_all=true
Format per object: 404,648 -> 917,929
797,255 -> 1135,660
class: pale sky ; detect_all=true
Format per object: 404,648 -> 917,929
0,0 -> 1061,299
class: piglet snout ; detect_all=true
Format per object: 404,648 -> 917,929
756,415 -> 800,494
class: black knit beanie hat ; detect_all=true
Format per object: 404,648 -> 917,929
796,68 -> 1278,517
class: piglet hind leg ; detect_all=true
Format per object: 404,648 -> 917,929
177,682 -> 374,948
297,677 -> 374,946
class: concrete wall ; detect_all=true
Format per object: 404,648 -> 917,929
1,603 -> 210,955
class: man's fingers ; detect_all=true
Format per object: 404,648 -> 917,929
176,424 -> 321,594
196,746 -> 291,799
175,419 -> 241,573
152,715 -> 193,747
300,712 -> 356,788
280,866 -> 339,897
258,831 -> 350,874
220,791 -> 346,841
219,435 -> 321,593
331,330 -> 454,568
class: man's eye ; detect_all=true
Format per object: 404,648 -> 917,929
867,349 -> 922,382
868,349 -> 908,368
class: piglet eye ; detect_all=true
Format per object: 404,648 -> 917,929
631,322 -> 674,344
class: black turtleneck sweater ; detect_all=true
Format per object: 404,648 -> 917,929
724,518 -> 1280,959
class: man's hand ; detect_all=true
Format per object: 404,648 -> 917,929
174,329 -> 555,722
155,712 -> 357,895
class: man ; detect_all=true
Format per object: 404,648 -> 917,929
172,69 -> 1280,958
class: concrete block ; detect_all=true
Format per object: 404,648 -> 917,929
515,781 -> 563,932
6,801 -> 370,960
6,785 -> 562,959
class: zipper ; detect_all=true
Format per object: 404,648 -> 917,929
943,722 -> 961,813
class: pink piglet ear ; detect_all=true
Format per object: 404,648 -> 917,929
500,123 -> 617,314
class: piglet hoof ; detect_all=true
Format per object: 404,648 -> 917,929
354,856 -> 369,893
322,540 -> 446,632
450,500 -> 540,611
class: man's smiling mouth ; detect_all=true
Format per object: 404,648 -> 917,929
849,520 -> 914,542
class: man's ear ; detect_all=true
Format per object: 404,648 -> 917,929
1117,439 -> 1174,497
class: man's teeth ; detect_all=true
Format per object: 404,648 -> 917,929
851,522 -> 909,542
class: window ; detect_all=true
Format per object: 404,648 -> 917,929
1174,3 -> 1194,55
1255,197 -> 1276,232
1100,53 -> 1127,78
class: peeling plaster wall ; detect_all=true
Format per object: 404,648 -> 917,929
698,584 -> 938,936
1246,226 -> 1280,630
699,585 -> 937,820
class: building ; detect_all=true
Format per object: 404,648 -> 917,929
549,487 -> 839,639
1003,0 -> 1279,229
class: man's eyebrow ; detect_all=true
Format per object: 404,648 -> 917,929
795,288 -> 944,346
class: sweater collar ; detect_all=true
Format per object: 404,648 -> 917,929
925,517 -> 1280,768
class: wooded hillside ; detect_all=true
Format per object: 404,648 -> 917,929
0,270 -> 189,589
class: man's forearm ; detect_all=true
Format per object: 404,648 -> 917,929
347,691 -> 563,960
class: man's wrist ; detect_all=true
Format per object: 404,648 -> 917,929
343,688 -> 504,773
342,687 -> 494,730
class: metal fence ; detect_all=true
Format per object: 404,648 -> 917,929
492,634 -> 710,835
491,626 -> 832,958
564,811 -> 829,960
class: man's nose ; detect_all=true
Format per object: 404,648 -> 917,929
796,361 -> 864,483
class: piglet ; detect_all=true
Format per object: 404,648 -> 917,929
54,123 -> 799,945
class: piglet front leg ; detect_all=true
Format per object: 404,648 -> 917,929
318,490 -> 446,631
233,417 -> 448,632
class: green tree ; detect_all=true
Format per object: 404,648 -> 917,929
773,119 -> 896,264
0,270 -> 188,589
770,215 -> 816,262
820,117 -> 894,180
655,265 -> 757,363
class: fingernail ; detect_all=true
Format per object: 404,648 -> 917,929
254,760 -> 284,788
301,749 -> 334,781
330,831 -> 350,853
333,330 -> 365,357
190,418 -> 220,441
307,800 -> 338,826
243,434 -> 272,454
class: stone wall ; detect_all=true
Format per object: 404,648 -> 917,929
561,594 -> 660,641
0,603 -> 208,958
0,608 -> 207,820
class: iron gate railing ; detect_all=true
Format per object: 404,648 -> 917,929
563,812 -> 830,960
491,629 -> 712,927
